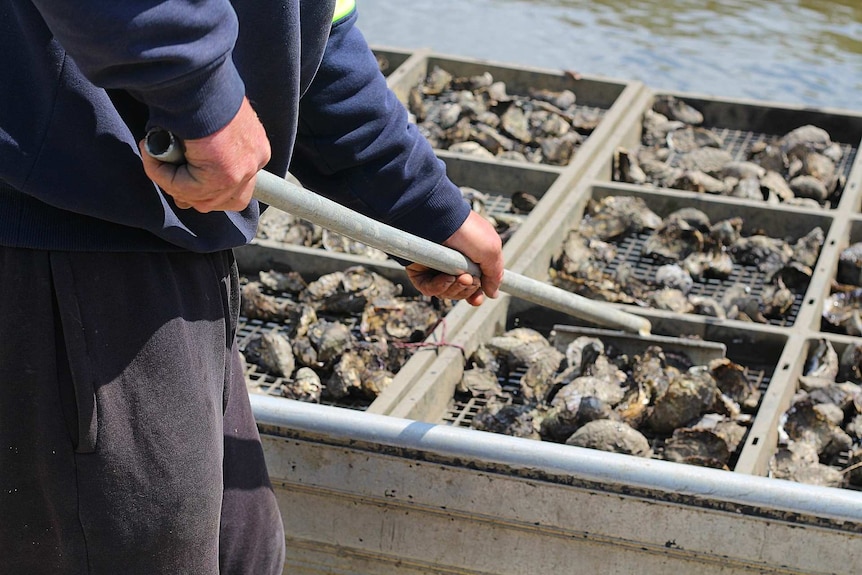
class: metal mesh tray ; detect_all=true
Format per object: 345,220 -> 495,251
759,335 -> 862,491
234,242 -> 474,413
605,91 -> 862,210
440,313 -> 784,471
388,289 -> 788,472
546,184 -> 834,328
385,53 -> 642,169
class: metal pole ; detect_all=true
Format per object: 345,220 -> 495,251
146,131 -> 652,335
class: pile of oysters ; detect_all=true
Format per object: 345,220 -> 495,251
614,95 -> 847,208
408,65 -> 603,165
239,266 -> 452,404
550,195 -> 825,324
770,339 -> 862,489
459,328 -> 759,470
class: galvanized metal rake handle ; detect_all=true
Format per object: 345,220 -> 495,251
146,130 -> 652,335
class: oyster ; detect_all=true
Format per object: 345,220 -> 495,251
258,269 -> 307,294
326,350 -> 365,399
520,345 -> 565,403
789,175 -> 829,203
779,124 -> 833,157
362,369 -> 394,398
760,278 -> 795,320
667,126 -> 724,152
804,339 -> 839,382
642,218 -> 705,263
675,147 -> 733,174
248,330 -> 295,378
282,367 -> 322,403
564,336 -> 605,376
472,399 -> 543,440
662,428 -> 730,469
566,419 -> 652,458
649,288 -> 694,314
709,357 -> 760,409
292,336 -> 318,367
457,368 -> 504,399
730,235 -> 793,275
241,281 -> 296,323
579,195 -> 662,240
510,191 -> 538,214
307,319 -> 352,365
647,367 -> 718,434
613,147 -> 647,184
653,95 -> 703,125
553,375 -> 627,409
771,442 -> 845,488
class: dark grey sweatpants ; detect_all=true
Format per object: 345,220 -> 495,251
0,247 -> 285,574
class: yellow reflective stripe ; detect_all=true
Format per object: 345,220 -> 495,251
332,0 -> 356,23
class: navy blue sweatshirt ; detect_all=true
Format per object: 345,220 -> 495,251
0,1 -> 470,253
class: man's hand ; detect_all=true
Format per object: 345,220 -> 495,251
139,97 -> 271,213
406,210 -> 504,306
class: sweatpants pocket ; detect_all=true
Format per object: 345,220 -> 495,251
50,252 -> 98,453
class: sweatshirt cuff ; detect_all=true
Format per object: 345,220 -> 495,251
141,55 -> 246,140
391,176 -> 472,245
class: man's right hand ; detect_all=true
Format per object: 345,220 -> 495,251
139,97 -> 271,213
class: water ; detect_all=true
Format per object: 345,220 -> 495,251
357,0 -> 862,111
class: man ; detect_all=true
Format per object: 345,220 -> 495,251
0,1 -> 504,573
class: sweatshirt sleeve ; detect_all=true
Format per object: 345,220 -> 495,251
29,0 -> 246,140
289,9 -> 471,245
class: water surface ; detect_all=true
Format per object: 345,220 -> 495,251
358,0 -> 862,111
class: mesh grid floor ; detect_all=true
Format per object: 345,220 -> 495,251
643,126 -> 858,209
557,227 -> 808,327
478,192 -> 529,222
443,353 -> 773,471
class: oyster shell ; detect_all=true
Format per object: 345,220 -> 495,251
642,218 -> 705,263
241,282 -> 296,323
647,367 -> 718,434
579,195 -> 662,240
282,367 -> 322,403
771,442 -> 845,488
566,419 -> 652,458
709,357 -> 760,409
325,350 -> 365,399
662,428 -> 730,469
457,368 -> 504,399
653,95 -> 703,125
472,399 -> 543,440
253,330 -> 295,378
307,319 -> 352,365
258,269 -> 307,294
